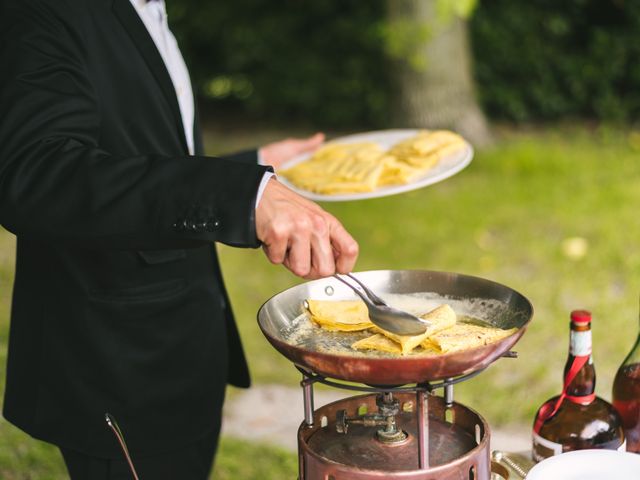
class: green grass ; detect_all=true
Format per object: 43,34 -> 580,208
212,124 -> 640,427
2,124 -> 640,477
0,425 -> 297,480
213,438 -> 297,479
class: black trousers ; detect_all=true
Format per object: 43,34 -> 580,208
59,428 -> 219,480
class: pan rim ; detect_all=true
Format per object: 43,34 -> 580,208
257,269 -> 534,383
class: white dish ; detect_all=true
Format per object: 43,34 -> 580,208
277,129 -> 473,202
526,449 -> 640,480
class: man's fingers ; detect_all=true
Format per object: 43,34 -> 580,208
329,219 -> 359,274
306,215 -> 335,279
283,229 -> 312,277
259,133 -> 325,168
260,218 -> 290,265
299,132 -> 325,153
262,243 -> 287,265
256,179 -> 358,279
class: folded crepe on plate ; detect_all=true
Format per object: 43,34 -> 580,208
280,130 -> 467,194
281,143 -> 385,194
387,130 -> 466,171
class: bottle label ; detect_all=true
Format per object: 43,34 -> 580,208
569,330 -> 592,356
532,433 -> 626,461
532,432 -> 563,462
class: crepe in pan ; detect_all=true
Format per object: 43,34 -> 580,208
352,304 -> 457,356
368,304 -> 457,355
422,323 -> 518,353
351,333 -> 403,354
306,299 -> 373,332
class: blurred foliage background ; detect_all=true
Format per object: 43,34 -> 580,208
2,0 -> 640,478
169,1 -> 389,127
168,0 -> 640,127
472,0 -> 640,122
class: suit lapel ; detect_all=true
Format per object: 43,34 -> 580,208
193,101 -> 204,155
112,0 -> 189,153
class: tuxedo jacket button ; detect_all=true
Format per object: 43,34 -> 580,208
206,218 -> 220,231
173,219 -> 187,232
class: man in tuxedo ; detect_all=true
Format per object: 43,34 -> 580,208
0,0 -> 359,478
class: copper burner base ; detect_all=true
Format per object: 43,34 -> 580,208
298,393 -> 490,480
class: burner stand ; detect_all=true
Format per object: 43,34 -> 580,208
296,367 -> 493,480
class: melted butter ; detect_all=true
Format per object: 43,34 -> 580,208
281,292 -> 511,358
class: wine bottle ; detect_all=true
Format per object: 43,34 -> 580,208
532,310 -> 625,462
612,300 -> 640,453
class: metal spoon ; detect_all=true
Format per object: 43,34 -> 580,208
333,273 -> 431,335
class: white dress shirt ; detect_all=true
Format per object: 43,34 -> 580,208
129,0 -> 195,155
129,0 -> 273,205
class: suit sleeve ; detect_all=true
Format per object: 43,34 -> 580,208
224,149 -> 260,165
0,0 -> 269,250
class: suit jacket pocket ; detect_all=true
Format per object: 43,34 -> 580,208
137,249 -> 186,265
89,278 -> 187,304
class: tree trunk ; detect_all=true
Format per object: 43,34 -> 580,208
387,0 -> 493,147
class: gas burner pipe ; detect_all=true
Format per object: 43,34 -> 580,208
417,389 -> 428,469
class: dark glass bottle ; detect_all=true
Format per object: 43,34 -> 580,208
532,310 -> 625,462
612,302 -> 640,453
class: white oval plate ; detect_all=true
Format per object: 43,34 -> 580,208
277,129 -> 473,202
526,449 -> 640,480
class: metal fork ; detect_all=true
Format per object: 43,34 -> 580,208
333,273 -> 431,335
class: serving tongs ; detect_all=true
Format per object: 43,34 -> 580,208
333,273 -> 431,335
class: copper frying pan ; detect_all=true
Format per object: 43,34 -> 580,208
257,270 -> 533,385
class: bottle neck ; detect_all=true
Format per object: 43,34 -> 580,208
624,300 -> 640,366
564,323 -> 596,402
624,303 -> 640,364
568,323 -> 592,357
621,330 -> 640,366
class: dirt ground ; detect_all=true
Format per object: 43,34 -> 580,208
221,384 -> 531,453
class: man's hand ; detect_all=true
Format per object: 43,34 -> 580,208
256,178 -> 358,279
260,133 -> 325,169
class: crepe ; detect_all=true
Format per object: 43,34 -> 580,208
305,298 -> 516,356
423,324 -> 518,353
351,334 -> 403,354
280,143 -> 385,194
279,130 -> 467,194
350,332 -> 447,355
306,299 -> 373,332
389,130 -> 465,159
367,304 -> 457,355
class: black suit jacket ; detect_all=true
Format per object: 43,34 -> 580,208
0,0 -> 270,457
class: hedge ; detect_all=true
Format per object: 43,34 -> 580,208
168,0 -> 640,126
